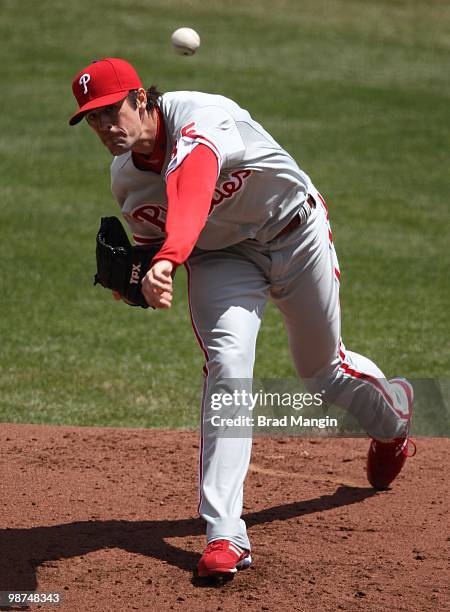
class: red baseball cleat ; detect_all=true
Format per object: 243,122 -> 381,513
367,378 -> 416,490
197,539 -> 252,578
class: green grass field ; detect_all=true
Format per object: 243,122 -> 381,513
0,0 -> 449,429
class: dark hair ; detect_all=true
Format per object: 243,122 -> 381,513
127,85 -> 162,112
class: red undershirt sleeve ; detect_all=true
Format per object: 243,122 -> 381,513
152,144 -> 218,266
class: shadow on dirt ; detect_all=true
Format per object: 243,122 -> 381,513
0,484 -> 375,602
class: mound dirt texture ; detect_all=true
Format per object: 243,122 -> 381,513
0,424 -> 448,611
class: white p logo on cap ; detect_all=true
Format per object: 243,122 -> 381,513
79,73 -> 91,95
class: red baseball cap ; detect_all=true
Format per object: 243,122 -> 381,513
69,58 -> 142,125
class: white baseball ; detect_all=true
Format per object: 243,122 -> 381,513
171,27 -> 201,56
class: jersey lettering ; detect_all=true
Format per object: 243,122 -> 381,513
211,170 -> 252,209
130,204 -> 166,232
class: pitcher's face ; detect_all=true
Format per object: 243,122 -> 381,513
85,95 -> 144,156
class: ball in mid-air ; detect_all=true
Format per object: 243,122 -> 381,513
171,27 -> 201,56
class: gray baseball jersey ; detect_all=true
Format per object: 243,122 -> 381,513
111,91 -> 312,248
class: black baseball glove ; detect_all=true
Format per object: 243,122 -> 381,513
94,216 -> 162,308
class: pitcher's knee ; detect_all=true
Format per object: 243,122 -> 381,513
206,348 -> 255,380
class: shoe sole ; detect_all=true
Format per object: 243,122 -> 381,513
197,555 -> 252,579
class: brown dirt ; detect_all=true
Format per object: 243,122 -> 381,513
0,424 -> 448,612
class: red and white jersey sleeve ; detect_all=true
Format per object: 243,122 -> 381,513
163,101 -> 246,179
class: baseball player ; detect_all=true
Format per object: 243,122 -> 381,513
69,58 -> 416,579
